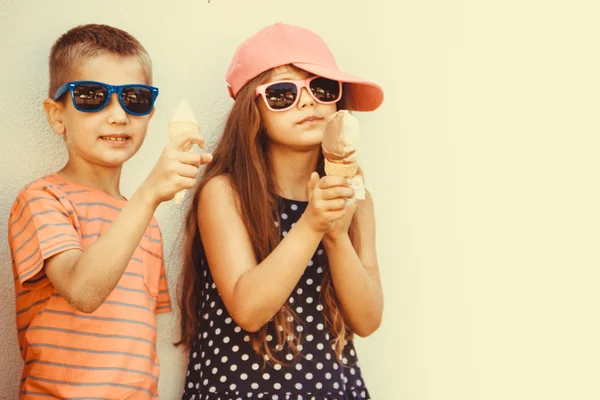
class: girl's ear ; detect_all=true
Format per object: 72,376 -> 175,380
43,98 -> 66,136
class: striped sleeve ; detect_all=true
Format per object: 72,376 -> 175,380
156,261 -> 171,314
8,185 -> 82,289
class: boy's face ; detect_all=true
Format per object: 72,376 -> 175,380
46,53 -> 154,170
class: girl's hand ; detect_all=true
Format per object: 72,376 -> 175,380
303,172 -> 354,234
324,200 -> 359,243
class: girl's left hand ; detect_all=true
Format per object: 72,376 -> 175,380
324,200 -> 359,243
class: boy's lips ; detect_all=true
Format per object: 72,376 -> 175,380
296,115 -> 324,125
99,134 -> 131,142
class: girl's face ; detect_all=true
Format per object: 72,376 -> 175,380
257,65 -> 338,151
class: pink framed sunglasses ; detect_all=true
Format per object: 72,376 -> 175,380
255,76 -> 342,111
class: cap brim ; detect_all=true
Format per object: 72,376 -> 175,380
293,62 -> 384,112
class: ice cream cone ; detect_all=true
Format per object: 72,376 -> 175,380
168,100 -> 201,205
324,159 -> 358,178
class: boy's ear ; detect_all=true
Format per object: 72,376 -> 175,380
43,98 -> 66,135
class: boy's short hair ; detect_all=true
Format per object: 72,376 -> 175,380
48,24 -> 152,98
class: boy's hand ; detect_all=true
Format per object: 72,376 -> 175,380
141,132 -> 213,206
303,172 -> 354,234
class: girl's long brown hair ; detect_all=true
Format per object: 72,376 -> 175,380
177,71 -> 359,363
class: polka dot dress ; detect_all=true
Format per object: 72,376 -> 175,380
182,198 -> 371,400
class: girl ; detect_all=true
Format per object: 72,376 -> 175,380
178,23 -> 385,400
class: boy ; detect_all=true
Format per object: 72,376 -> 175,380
7,24 -> 211,398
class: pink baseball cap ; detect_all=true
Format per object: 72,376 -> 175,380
225,23 -> 384,112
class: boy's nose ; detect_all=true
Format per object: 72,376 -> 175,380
105,93 -> 128,123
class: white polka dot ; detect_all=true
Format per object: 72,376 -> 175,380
215,328 -> 221,335
232,345 -> 239,352
203,332 -> 208,339
206,360 -> 211,366
274,221 -> 279,227
210,301 -> 215,308
334,363 -> 339,370
192,352 -> 197,358
221,356 -> 228,363
316,382 -> 323,389
351,368 -> 356,375
287,335 -> 294,341
297,344 -> 303,351
343,357 -> 348,364
203,379 -> 209,385
306,353 -> 313,361
316,285 -> 321,292
295,383 -> 303,390
317,343 -> 324,350
274,382 -> 281,390
242,354 -> 249,361
357,379 -> 363,386
297,325 -> 304,332
240,373 -> 248,380
214,348 -> 220,354
317,323 -> 324,330
251,382 -> 259,389
252,363 -> 259,370
287,316 -> 294,322
282,213 -> 288,219
188,382 -> 193,388
334,382 -> 340,389
295,363 -> 302,370
285,373 -> 292,380
266,334 -> 273,341
318,249 -> 324,255
291,204 -> 298,210
326,353 -> 332,360
243,335 -> 250,342
230,364 -> 238,371
225,317 -> 232,324
306,279 -> 313,285
306,334 -> 314,342
306,297 -> 313,304
274,363 -> 282,370
212,367 -> 218,374
262,373 -> 270,380
220,376 -> 227,383
296,307 -> 303,313
282,231 -> 288,237
317,304 -> 324,311
308,260 -> 313,266
209,386 -> 216,393
326,373 -> 332,380
317,363 -> 324,370
286,354 -> 293,361
230,383 -> 236,390
216,309 -> 223,315
223,336 -> 230,343
306,316 -> 314,323
306,373 -> 313,380
211,283 -> 216,289
296,288 -> 303,295
317,267 -> 323,273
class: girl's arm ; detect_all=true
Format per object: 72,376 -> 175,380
197,174 -> 353,332
321,190 -> 384,337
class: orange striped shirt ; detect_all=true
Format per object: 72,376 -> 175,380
8,174 -> 171,399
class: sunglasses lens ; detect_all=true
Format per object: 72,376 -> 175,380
72,83 -> 109,111
264,82 -> 298,110
309,78 -> 341,102
121,86 -> 154,115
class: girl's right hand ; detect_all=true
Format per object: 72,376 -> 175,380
303,172 -> 355,233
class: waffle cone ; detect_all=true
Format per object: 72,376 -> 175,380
324,159 -> 358,178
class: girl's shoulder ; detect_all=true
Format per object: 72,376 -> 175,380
198,173 -> 239,210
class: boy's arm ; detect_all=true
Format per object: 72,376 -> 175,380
46,132 -> 209,313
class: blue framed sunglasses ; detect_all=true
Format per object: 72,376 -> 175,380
53,80 -> 159,116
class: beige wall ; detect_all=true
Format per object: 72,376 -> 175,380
1,0 -> 600,399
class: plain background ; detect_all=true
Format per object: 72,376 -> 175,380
1,0 -> 600,399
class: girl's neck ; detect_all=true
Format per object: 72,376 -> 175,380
268,143 -> 320,202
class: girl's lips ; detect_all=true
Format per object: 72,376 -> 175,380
297,116 -> 323,124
